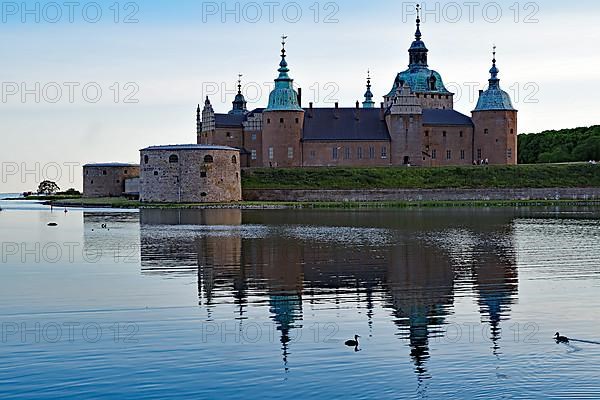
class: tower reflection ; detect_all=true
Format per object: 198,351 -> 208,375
127,208 -> 519,382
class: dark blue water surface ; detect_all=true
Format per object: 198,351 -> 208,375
1,199 -> 599,399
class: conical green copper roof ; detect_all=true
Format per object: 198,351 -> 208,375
266,37 -> 302,112
474,47 -> 516,111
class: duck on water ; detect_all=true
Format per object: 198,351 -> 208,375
555,332 -> 569,343
345,335 -> 360,347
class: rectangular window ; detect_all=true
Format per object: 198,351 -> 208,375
288,147 -> 294,159
432,149 -> 437,159
280,118 -> 284,124
381,146 -> 388,159
251,150 -> 257,160
332,147 -> 338,160
443,131 -> 447,138
269,147 -> 274,160
357,147 -> 363,160
484,129 -> 489,135
369,147 -> 375,159
251,133 -> 257,141
344,147 -> 351,160
477,149 -> 482,160
460,131 -> 463,138
507,148 -> 513,159
460,150 -> 465,160
446,150 -> 452,160
425,131 -> 429,137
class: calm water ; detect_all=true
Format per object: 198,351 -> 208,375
1,199 -> 600,399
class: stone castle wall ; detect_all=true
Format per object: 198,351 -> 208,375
140,147 -> 241,203
83,165 -> 139,198
243,188 -> 600,203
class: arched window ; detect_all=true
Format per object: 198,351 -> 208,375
204,155 -> 214,163
232,155 -> 237,164
144,155 -> 149,164
169,154 -> 179,164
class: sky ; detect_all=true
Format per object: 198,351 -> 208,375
1,0 -> 599,192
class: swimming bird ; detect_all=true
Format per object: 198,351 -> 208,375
555,332 -> 569,343
345,335 -> 360,347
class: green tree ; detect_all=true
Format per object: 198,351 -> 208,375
37,181 -> 60,195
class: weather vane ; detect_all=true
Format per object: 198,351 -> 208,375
281,35 -> 288,48
416,4 -> 421,20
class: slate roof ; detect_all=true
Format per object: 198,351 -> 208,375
302,108 -> 391,142
422,109 -> 473,126
214,113 -> 246,128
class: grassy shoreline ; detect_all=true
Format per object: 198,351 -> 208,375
243,164 -> 600,190
37,197 -> 600,210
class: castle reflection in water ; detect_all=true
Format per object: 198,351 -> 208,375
84,208 -> 519,380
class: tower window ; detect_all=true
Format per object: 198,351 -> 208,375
269,147 -> 274,160
432,149 -> 437,159
103,170 -> 107,175
204,155 -> 214,163
232,155 -> 237,164
510,129 -> 514,134
443,131 -> 447,138
201,171 -> 207,178
288,147 -> 294,159
251,133 -> 257,141
295,118 -> 299,124
425,131 -> 429,137
446,150 -> 452,160
508,148 -> 513,159
484,129 -> 489,135
461,150 -> 465,160
169,154 -> 179,164
459,131 -> 463,138
280,118 -> 284,124
267,118 -> 271,124
251,150 -> 257,160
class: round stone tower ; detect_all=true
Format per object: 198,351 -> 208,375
261,36 -> 304,168
472,47 -> 518,165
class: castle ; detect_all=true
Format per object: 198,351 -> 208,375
197,11 -> 518,168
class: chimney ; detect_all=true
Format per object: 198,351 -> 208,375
380,102 -> 384,109
335,102 -> 339,109
309,102 -> 313,109
356,100 -> 360,109
297,88 -> 302,107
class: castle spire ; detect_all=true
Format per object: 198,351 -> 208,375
409,4 -> 428,68
266,35 -> 302,111
230,73 -> 248,115
363,70 -> 375,108
486,44 -> 502,92
474,45 -> 516,111
415,4 -> 422,41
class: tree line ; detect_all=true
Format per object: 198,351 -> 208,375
518,126 -> 600,164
